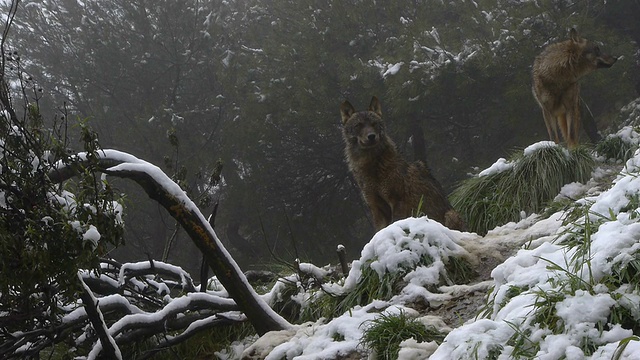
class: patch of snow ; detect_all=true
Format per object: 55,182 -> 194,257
478,157 -> 513,177
523,140 -> 565,157
383,62 -> 404,78
82,225 -> 101,249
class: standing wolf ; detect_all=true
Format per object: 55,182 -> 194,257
340,96 -> 466,231
532,28 -> 617,148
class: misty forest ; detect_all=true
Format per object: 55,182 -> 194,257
1,0 -> 640,359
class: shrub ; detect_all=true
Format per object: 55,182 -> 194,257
0,100 -> 124,332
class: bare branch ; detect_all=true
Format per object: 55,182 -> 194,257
78,274 -> 123,360
49,149 -> 292,335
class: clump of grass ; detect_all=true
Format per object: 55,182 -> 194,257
451,144 -> 594,235
298,286 -> 343,322
299,250 -> 471,322
304,254 -> 434,321
360,310 -> 445,360
444,256 -> 476,285
504,321 -> 539,358
595,128 -> 639,162
506,203 -> 640,358
271,279 -> 306,322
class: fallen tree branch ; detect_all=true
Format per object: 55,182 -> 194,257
78,274 -> 122,360
49,149 -> 291,335
117,260 -> 197,293
81,293 -> 244,355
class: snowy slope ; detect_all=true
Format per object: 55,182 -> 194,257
221,122 -> 640,359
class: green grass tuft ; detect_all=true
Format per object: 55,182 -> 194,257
360,310 -> 445,360
300,252 -> 452,322
451,145 -> 594,235
595,133 -> 637,162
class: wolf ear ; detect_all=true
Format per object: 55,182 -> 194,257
369,96 -> 382,116
340,101 -> 355,124
569,28 -> 579,43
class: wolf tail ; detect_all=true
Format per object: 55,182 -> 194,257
445,209 -> 467,232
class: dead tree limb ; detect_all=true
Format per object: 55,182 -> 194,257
78,275 -> 122,360
50,149 -> 291,335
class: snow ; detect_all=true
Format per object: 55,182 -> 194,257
478,157 -> 512,176
15,128 -> 640,360
523,140 -> 565,157
382,62 -> 404,78
82,225 -> 101,249
239,130 -> 640,358
102,151 -> 292,330
13,135 -> 640,358
297,262 -> 329,279
555,291 -> 616,328
78,274 -> 123,360
117,260 -> 193,289
28,111 -> 640,358
614,126 -> 640,146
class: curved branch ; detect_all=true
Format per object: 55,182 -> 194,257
49,149 -> 291,335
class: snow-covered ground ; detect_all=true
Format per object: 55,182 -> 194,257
218,126 -> 640,359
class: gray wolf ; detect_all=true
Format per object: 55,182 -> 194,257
532,28 -> 617,148
340,96 -> 466,231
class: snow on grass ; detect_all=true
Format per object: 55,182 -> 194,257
523,140 -> 567,157
245,137 -> 640,358
478,157 -> 513,177
245,218 -> 481,357
57,139 -> 639,359
329,218 -> 475,293
428,149 -> 640,359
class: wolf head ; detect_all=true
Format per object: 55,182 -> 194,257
568,28 -> 617,70
340,96 -> 385,149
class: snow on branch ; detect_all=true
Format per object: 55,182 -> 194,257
82,293 -> 242,358
9,259 -> 243,359
117,260 -> 198,293
50,149 -> 292,336
78,274 -> 123,360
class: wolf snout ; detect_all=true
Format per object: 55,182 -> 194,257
598,55 -> 617,68
358,132 -> 379,147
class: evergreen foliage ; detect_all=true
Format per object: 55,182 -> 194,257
0,78 -> 124,333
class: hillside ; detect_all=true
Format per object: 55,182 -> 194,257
225,99 -> 640,359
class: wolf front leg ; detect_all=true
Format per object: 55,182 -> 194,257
367,196 -> 392,231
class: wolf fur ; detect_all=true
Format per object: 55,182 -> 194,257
340,96 -> 466,231
532,28 -> 617,148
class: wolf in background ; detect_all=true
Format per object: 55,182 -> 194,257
340,96 -> 466,231
532,28 -> 617,148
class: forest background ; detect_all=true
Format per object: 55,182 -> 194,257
5,0 -> 640,274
